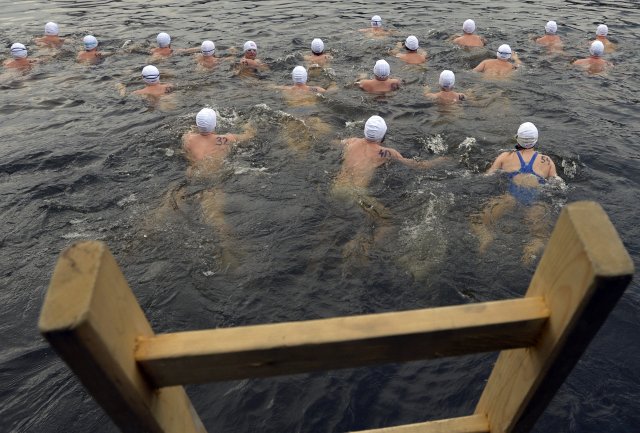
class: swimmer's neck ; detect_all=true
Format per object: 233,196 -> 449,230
440,88 -> 452,92
85,48 -> 97,52
146,82 -> 161,87
404,46 -> 417,53
365,138 -> 383,144
596,35 -> 607,41
374,76 -> 389,81
312,52 -> 324,56
199,131 -> 214,136
590,55 -> 602,59
293,83 -> 307,87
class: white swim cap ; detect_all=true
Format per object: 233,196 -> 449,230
156,32 -> 171,48
201,40 -> 215,56
439,70 -> 455,89
142,65 -> 160,84
45,22 -> 59,36
10,43 -> 27,59
596,24 -> 608,36
373,59 -> 390,78
545,21 -> 557,34
196,108 -> 217,133
83,35 -> 98,50
497,44 -> 512,59
517,122 -> 539,148
405,35 -> 419,51
463,19 -> 476,34
292,66 -> 308,84
371,15 -> 382,28
364,115 -> 387,141
590,40 -> 604,56
311,38 -> 324,54
243,40 -> 257,52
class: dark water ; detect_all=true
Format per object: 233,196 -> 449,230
1,1 -> 638,432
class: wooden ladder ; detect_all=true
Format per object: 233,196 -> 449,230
38,201 -> 634,433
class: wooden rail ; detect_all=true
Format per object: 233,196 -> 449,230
39,201 -> 633,433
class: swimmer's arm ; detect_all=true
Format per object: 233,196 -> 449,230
175,47 -> 200,55
512,52 -> 522,66
473,61 -> 486,72
233,123 -> 256,144
487,152 -> 509,173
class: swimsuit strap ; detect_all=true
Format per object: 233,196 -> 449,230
525,152 -> 539,171
516,151 -> 527,170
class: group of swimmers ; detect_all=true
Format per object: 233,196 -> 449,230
4,15 -> 613,265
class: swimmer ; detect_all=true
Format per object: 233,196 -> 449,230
357,60 -> 401,94
151,32 -> 173,58
471,122 -> 560,264
424,70 -> 466,104
35,22 -> 65,48
237,40 -> 269,74
535,21 -> 563,51
473,44 -> 522,78
572,41 -> 612,74
195,40 -> 231,69
130,65 -> 174,97
3,43 -> 37,70
593,24 -> 615,52
393,35 -> 427,65
77,35 -> 110,64
304,38 -> 332,68
333,115 -> 447,258
359,15 -> 394,38
452,19 -> 486,48
180,108 -> 255,269
182,108 -> 255,166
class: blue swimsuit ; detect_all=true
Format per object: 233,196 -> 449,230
507,151 -> 545,205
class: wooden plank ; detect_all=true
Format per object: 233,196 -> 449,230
135,297 -> 550,387
350,415 -> 489,433
39,241 -> 206,433
475,201 -> 634,433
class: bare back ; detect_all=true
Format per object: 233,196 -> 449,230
304,53 -> 331,67
132,83 -> 173,97
573,57 -> 611,74
489,149 -> 557,187
77,50 -> 101,64
473,59 -> 517,78
182,132 -> 239,168
359,78 -> 401,94
535,34 -> 563,49
35,36 -> 64,48
453,34 -> 484,47
336,138 -> 402,188
396,51 -> 426,65
425,89 -> 465,104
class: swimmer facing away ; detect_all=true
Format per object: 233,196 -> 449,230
195,40 -> 232,69
572,41 -> 612,74
304,38 -> 332,68
593,24 -> 615,52
333,115 -> 447,258
35,22 -> 65,48
453,19 -> 486,48
358,59 -> 401,94
471,122 -> 561,264
77,35 -> 114,64
424,70 -> 466,104
179,108 -> 255,268
130,65 -> 174,97
535,21 -> 563,51
473,44 -> 522,78
393,35 -> 427,65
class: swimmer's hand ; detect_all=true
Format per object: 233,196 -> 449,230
115,82 -> 127,97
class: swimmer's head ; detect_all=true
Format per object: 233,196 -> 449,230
44,22 -> 59,36
311,38 -> 324,54
545,21 -> 557,34
497,44 -> 512,60
292,66 -> 308,84
373,59 -> 390,79
596,24 -> 608,36
439,70 -> 455,90
243,40 -> 257,52
156,32 -> 171,48
364,115 -> 387,142
371,15 -> 382,28
405,35 -> 419,51
589,40 -> 604,56
516,122 -> 539,148
201,40 -> 215,56
83,35 -> 98,50
196,108 -> 217,133
463,19 -> 476,34
10,43 -> 27,59
142,65 -> 160,84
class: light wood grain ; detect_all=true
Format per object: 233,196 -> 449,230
350,415 -> 489,433
475,201 -> 634,433
39,241 -> 206,433
135,297 -> 549,387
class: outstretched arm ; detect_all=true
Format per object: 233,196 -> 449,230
473,61 -> 486,72
233,122 -> 256,144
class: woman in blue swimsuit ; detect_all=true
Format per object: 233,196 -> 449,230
471,122 -> 560,264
